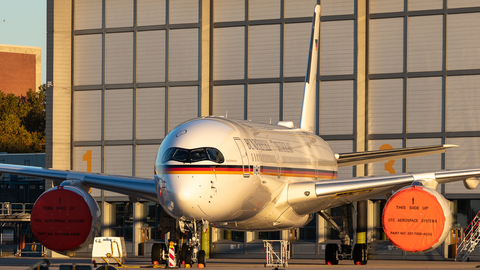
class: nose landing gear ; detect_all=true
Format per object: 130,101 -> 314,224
151,216 -> 209,268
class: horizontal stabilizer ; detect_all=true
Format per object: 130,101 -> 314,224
336,144 -> 457,167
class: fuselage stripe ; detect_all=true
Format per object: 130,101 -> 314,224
161,165 -> 337,179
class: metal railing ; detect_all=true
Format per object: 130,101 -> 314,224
456,211 -> 480,262
0,202 -> 33,215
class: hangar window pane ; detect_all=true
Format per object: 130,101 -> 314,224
407,77 -> 442,133
213,0 -> 245,22
137,88 -> 166,139
74,35 -> 102,86
137,0 -> 166,26
408,0 -> 443,11
368,78 -> 403,134
406,138 -> 442,174
249,0 -> 280,20
447,13 -> 480,70
248,25 -> 280,79
169,0 -> 199,24
284,23 -> 311,77
168,86 -> 198,132
112,202 -> 133,240
106,33 -> 134,84
407,15 -> 443,72
136,145 -> 160,178
369,18 -> 404,74
169,29 -> 199,81
106,0 -> 133,28
320,81 -> 354,135
446,75 -> 480,132
74,0 -> 102,30
137,31 -> 166,83
369,0 -> 404,13
72,147 -> 102,173
446,137 -> 480,170
283,82 -> 304,128
105,89 -> 133,140
446,137 -> 480,194
73,91 -> 102,141
368,139 -> 403,176
213,27 -> 245,80
213,85 -> 245,120
285,0 -> 317,18
105,145 -> 133,176
253,231 -> 281,240
215,229 -> 244,242
319,0 -> 354,16
448,0 -> 480,8
248,83 -> 280,124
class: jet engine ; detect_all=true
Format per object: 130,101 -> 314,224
382,185 -> 451,253
30,185 -> 101,253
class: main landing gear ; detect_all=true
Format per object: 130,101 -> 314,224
151,211 -> 208,268
318,204 -> 368,266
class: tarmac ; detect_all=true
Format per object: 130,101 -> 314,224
1,257 -> 480,270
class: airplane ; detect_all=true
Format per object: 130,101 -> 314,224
1,4 -> 480,266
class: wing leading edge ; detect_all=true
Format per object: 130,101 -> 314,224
335,144 -> 457,167
0,164 -> 158,202
288,168 -> 480,216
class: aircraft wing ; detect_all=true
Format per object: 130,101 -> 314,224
288,168 -> 480,216
0,164 -> 158,202
335,144 -> 457,167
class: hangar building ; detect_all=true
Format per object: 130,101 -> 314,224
46,0 -> 480,259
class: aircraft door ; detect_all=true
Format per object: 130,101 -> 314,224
234,138 -> 250,178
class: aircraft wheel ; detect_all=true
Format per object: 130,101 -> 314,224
151,243 -> 161,264
179,243 -> 187,264
353,244 -> 368,265
198,250 -> 206,266
325,243 -> 339,265
186,248 -> 193,266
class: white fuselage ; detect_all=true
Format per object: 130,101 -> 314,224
155,117 -> 338,231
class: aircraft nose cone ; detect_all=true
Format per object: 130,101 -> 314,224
163,174 -> 211,219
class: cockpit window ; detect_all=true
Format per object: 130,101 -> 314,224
162,147 -> 225,164
190,148 -> 208,162
171,149 -> 189,162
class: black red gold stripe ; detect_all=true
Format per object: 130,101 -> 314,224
160,165 -> 337,179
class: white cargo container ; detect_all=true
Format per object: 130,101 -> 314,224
91,237 -> 127,265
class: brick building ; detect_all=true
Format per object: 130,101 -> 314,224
0,44 -> 41,96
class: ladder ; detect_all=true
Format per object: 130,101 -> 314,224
263,240 -> 290,267
456,211 -> 480,262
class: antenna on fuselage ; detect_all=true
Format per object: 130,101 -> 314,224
299,5 -> 321,133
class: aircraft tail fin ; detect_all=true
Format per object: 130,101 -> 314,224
299,5 -> 321,133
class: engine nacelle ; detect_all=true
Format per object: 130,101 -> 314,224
31,185 -> 101,253
382,185 -> 451,253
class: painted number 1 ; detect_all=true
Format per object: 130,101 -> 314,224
82,150 -> 92,172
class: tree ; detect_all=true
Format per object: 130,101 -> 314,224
0,85 -> 46,153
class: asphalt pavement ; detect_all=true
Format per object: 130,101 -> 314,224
1,257 -> 480,270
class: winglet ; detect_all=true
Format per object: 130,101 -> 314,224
299,5 -> 321,133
